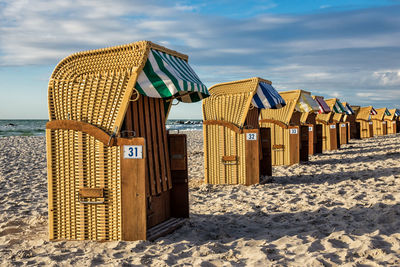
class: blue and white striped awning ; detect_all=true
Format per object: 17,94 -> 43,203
251,82 -> 286,109
395,109 -> 400,117
343,103 -> 354,115
135,49 -> 209,103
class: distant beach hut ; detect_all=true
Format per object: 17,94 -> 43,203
372,108 -> 389,136
342,102 -> 360,139
299,93 -> 323,155
312,96 -> 338,151
355,106 -> 375,138
260,89 -> 318,165
385,109 -> 397,134
46,41 -> 210,241
203,77 -> 285,185
389,109 -> 400,133
325,98 -> 349,145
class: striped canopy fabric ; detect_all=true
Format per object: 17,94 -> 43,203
295,93 -> 320,113
251,82 -> 286,109
370,107 -> 378,115
135,49 -> 209,103
343,103 -> 354,115
395,109 -> 400,117
385,109 -> 391,116
331,100 -> 346,113
314,96 -> 331,114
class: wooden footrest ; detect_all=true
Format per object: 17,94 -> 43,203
147,217 -> 186,241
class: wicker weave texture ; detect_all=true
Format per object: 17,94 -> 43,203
47,129 -> 121,240
203,125 -> 246,184
203,78 -> 268,185
260,123 -> 292,166
260,99 -> 296,126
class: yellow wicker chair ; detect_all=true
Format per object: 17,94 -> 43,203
312,96 -> 338,151
355,106 -> 374,138
46,41 -> 209,241
202,77 -> 285,185
260,90 -> 320,165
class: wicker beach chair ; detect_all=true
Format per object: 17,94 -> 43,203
325,98 -> 349,145
342,102 -> 360,139
46,41 -> 209,241
372,108 -> 390,136
355,106 -> 375,138
388,109 -> 400,134
312,96 -> 338,151
202,77 -> 285,185
260,90 -> 320,164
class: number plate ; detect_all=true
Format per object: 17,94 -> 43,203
369,122 -> 373,125
246,133 -> 257,140
330,125 -> 336,129
383,121 -> 386,124
123,145 -> 143,159
308,126 -> 313,132
289,128 -> 298,134
393,121 -> 396,124
341,124 -> 346,128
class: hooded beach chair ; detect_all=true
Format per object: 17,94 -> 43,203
325,98 -> 349,145
260,89 -> 319,165
203,77 -> 285,185
389,109 -> 400,134
372,108 -> 389,136
342,102 -> 360,139
355,106 -> 375,138
313,96 -> 338,151
46,41 -> 210,241
385,109 -> 397,134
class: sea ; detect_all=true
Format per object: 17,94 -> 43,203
0,119 -> 203,137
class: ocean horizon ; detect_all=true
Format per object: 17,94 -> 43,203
0,119 -> 203,137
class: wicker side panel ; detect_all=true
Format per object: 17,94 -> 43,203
260,100 -> 296,126
333,113 -> 342,122
373,120 -> 385,136
203,125 -> 246,184
387,120 -> 397,134
260,122 -> 290,166
203,92 -> 253,127
47,129 -> 121,241
358,121 -> 371,138
49,70 -> 133,134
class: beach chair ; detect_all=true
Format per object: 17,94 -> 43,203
342,102 -> 360,139
313,96 -> 338,151
372,108 -> 389,136
300,96 -> 323,155
389,109 -> 400,134
385,109 -> 397,135
46,41 -> 209,241
325,98 -> 349,145
260,90 -> 319,165
203,77 -> 285,185
355,106 -> 374,138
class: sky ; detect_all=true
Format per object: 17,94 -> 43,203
1,0 -> 400,119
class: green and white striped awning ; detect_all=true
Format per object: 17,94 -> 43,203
332,100 -> 346,113
135,49 -> 209,103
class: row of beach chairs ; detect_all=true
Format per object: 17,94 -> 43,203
45,41 -> 400,242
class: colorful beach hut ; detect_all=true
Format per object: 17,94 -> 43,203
313,96 -> 338,151
372,108 -> 389,136
355,106 -> 375,138
342,102 -> 360,139
203,77 -> 285,185
259,90 -> 318,165
325,98 -> 349,145
46,41 -> 210,241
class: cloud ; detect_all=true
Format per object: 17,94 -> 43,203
0,0 -> 400,109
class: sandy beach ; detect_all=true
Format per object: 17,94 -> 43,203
0,131 -> 399,266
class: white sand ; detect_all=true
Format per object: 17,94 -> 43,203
0,132 -> 400,266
